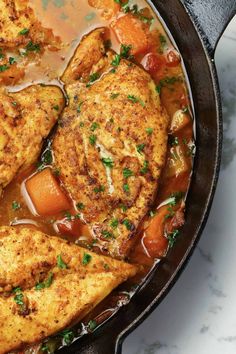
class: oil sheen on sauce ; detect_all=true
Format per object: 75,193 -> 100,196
0,0 -> 195,352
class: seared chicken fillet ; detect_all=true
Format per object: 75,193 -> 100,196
0,226 -> 137,354
53,29 -> 169,258
0,85 -> 64,194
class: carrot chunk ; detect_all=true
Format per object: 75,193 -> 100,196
26,168 -> 70,216
111,13 -> 150,55
88,0 -> 120,19
143,206 -> 169,258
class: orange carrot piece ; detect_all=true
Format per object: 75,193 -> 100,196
143,206 -> 169,258
111,13 -> 150,55
26,168 -> 70,216
88,0 -> 120,18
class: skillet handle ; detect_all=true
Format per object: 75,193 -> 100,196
183,0 -> 236,56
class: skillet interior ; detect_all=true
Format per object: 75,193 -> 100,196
57,0 -> 222,353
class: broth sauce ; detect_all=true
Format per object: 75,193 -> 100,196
0,0 -> 194,352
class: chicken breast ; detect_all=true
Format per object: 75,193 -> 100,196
0,0 -> 60,48
0,226 -> 137,354
53,29 -> 169,258
0,84 -> 64,195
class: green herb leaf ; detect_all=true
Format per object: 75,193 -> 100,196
127,95 -> 145,107
89,134 -> 97,146
19,28 -> 30,35
12,201 -> 21,210
25,41 -> 40,53
82,253 -> 92,265
123,183 -> 130,193
146,127 -> 153,135
90,122 -> 100,131
94,185 -> 105,193
9,57 -> 16,65
57,254 -> 68,269
35,272 -> 53,290
169,136 -> 179,146
111,54 -> 121,67
53,104 -> 59,111
110,93 -> 120,99
122,219 -> 133,231
0,65 -> 9,72
101,230 -> 114,239
140,160 -> 149,174
77,202 -> 85,210
123,168 -> 133,178
59,329 -> 75,345
110,218 -> 119,229
88,319 -> 97,331
167,229 -> 180,248
137,143 -> 145,154
86,72 -> 100,87
101,157 -> 114,168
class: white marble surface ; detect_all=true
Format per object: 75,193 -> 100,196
123,16 -> 236,354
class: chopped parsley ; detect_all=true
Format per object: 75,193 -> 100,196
86,72 -> 100,87
146,127 -> 153,135
0,65 -> 9,72
88,319 -> 97,331
65,211 -> 72,221
110,218 -> 119,229
169,136 -> 179,146
111,54 -> 121,67
19,28 -> 29,35
127,95 -> 145,107
159,34 -> 167,52
38,144 -> 53,170
82,253 -> 92,265
89,134 -> 97,146
77,202 -> 85,210
25,41 -> 40,53
12,201 -> 21,210
102,230 -> 114,239
122,219 -> 133,231
156,76 -> 180,94
90,122 -> 100,131
9,57 -> 16,65
101,157 -> 114,168
110,93 -> 120,99
77,101 -> 83,113
123,168 -> 133,178
137,143 -> 145,154
167,229 -> 180,248
120,44 -> 133,59
103,263 -> 110,271
140,160 -> 149,174
35,272 -> 53,290
13,288 -> 24,307
53,104 -> 59,111
123,183 -> 130,193
94,185 -> 105,193
57,254 -> 68,269
59,329 -> 75,345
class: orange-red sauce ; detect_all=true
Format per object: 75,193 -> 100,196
0,0 -> 194,352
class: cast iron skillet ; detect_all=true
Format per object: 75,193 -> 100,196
59,1 -> 236,353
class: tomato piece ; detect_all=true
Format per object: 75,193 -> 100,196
111,13 -> 150,55
166,49 -> 181,67
141,53 -> 166,75
57,218 -> 90,239
26,168 -> 70,216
